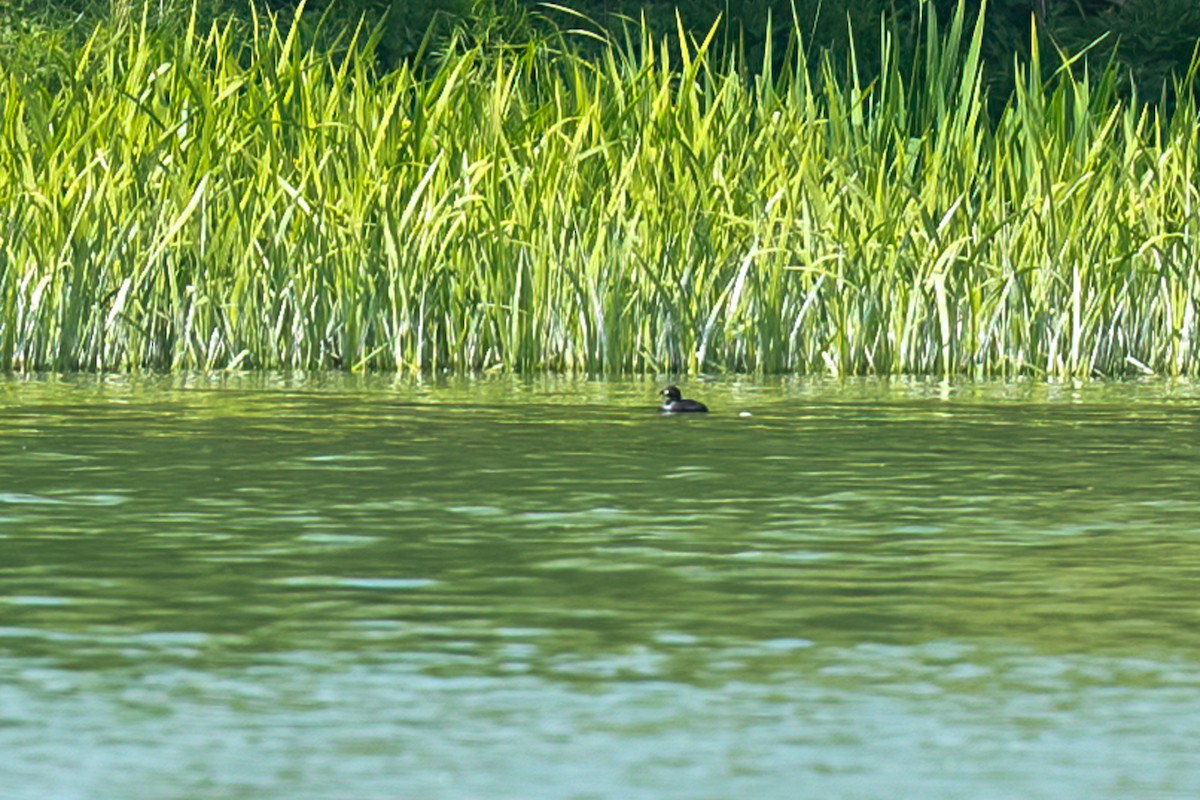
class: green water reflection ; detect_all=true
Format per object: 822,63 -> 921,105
2,375 -> 1199,799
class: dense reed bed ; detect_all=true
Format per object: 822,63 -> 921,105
2,3 -> 1200,375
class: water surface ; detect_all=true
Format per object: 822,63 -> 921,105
2,375 -> 1199,799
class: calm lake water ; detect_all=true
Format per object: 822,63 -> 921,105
2,375 -> 1199,799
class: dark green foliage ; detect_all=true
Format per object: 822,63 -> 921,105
514,1 -> 1200,102
5,1 -> 1198,97
1050,0 -> 1200,101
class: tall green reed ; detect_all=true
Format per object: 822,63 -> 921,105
2,0 -> 1199,376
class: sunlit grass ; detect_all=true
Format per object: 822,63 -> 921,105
2,1 -> 1199,376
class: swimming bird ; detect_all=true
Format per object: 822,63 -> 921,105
659,385 -> 708,413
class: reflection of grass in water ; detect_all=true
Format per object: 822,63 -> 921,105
3,4 -> 1200,376
4,375 -> 1199,676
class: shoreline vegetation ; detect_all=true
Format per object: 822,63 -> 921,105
3,2 -> 1200,376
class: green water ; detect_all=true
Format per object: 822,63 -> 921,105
2,375 -> 1200,799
